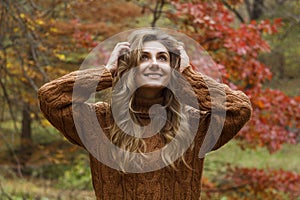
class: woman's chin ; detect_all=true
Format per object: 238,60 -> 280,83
139,84 -> 166,90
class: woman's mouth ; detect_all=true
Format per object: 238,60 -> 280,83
144,73 -> 163,78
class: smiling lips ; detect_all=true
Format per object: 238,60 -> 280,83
144,73 -> 163,78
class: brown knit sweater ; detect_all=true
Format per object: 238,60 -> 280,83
38,66 -> 252,200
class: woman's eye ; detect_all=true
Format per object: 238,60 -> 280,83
140,54 -> 149,61
158,55 -> 167,61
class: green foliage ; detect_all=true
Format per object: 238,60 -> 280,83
259,0 -> 300,82
30,164 -> 70,180
57,154 -> 92,190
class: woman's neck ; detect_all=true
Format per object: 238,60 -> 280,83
135,87 -> 164,100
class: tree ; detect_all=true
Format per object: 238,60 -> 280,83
0,0 -> 49,164
230,0 -> 300,79
166,0 -> 300,198
0,0 -> 142,168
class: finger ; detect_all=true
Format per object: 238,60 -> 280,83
116,42 -> 130,54
117,42 -> 130,46
116,42 -> 130,49
178,42 -> 185,48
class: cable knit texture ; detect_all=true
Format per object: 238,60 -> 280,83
38,66 -> 252,200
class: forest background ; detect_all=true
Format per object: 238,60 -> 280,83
0,0 -> 299,199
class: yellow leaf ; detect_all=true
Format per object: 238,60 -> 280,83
50,27 -> 58,33
36,19 -> 45,25
28,24 -> 35,31
7,61 -> 13,69
55,53 -> 66,61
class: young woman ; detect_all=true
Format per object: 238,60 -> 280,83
38,29 -> 252,199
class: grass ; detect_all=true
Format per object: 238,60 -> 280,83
204,140 -> 300,175
0,138 -> 93,199
0,176 -> 95,200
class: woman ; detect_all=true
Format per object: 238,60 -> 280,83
38,29 -> 252,199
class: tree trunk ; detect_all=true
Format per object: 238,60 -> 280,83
277,51 -> 285,79
21,103 -> 32,146
20,103 -> 33,166
21,49 -> 34,149
245,0 -> 264,20
252,0 -> 264,20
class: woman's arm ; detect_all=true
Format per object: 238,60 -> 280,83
182,66 -> 252,154
37,67 -> 112,147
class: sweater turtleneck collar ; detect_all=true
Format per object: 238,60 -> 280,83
132,96 -> 165,116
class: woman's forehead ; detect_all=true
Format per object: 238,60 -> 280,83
142,41 -> 168,53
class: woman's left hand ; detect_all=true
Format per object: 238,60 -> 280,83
178,42 -> 190,72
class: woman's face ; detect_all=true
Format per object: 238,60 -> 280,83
135,41 -> 171,93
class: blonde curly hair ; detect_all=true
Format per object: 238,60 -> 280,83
109,29 -> 193,172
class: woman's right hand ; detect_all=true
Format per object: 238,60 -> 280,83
105,42 -> 130,75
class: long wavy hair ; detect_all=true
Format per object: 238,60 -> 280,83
109,29 -> 193,171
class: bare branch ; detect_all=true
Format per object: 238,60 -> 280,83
0,179 -> 13,200
0,131 -> 24,178
28,0 -> 39,10
0,79 -> 19,133
221,0 -> 245,23
151,0 -> 166,27
279,14 -> 300,40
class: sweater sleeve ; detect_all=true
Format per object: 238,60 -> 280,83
37,67 -> 112,147
182,66 -> 252,155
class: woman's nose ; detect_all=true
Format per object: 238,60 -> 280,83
151,57 -> 158,65
150,59 -> 159,69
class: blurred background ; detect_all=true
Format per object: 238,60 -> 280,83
0,0 -> 299,199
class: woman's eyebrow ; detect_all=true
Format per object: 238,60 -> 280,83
141,50 -> 169,56
157,52 -> 170,56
